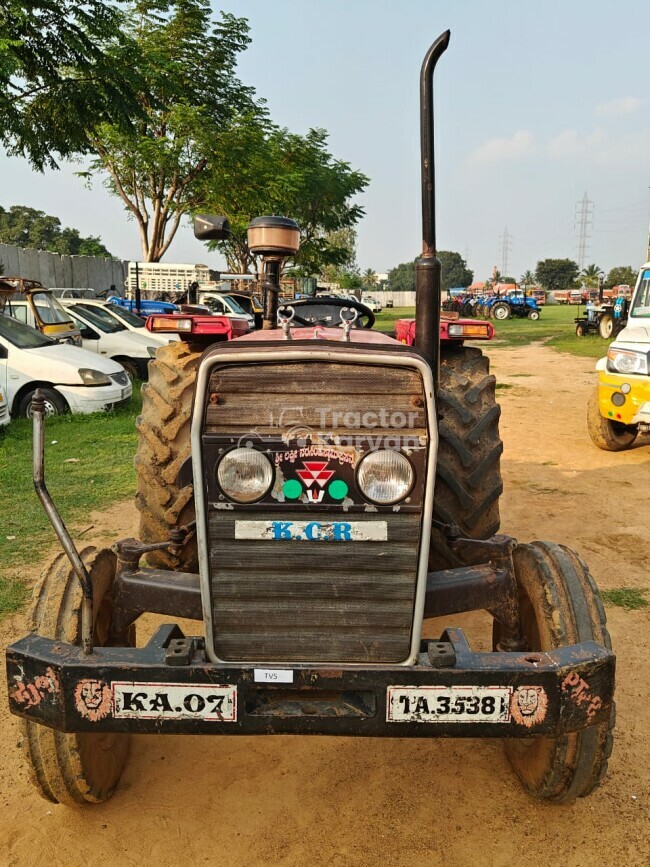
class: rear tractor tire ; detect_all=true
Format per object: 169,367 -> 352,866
494,542 -> 614,804
21,547 -> 134,805
492,302 -> 510,320
587,390 -> 637,452
429,346 -> 503,569
135,341 -> 201,571
598,314 -> 614,339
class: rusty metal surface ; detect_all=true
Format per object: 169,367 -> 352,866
6,624 -> 614,738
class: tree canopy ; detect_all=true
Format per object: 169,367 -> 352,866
388,251 -> 473,293
0,0 -> 144,169
535,258 -> 580,292
203,125 -> 368,275
83,0 -> 257,261
0,205 -> 112,256
605,265 -> 637,290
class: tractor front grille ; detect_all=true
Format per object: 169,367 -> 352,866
201,357 -> 430,664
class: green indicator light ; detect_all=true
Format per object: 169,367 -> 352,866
328,479 -> 348,500
283,479 -> 302,500
608,411 -> 613,417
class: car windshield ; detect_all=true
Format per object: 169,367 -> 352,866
0,313 -> 53,348
223,295 -> 246,314
31,292 -> 74,325
106,303 -> 146,327
630,269 -> 650,318
71,304 -> 126,333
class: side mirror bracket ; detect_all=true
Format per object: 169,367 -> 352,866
194,215 -> 230,241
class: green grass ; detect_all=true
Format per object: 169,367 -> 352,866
0,385 -> 142,616
375,303 -> 612,359
601,588 -> 649,611
374,307 -> 415,333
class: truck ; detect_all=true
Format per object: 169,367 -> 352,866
6,31 -> 614,808
588,262 -> 650,449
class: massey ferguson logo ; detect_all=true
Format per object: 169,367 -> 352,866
295,461 -> 334,503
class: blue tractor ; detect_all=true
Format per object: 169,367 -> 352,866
489,290 -> 541,321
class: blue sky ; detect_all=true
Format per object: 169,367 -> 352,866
1,0 -> 649,281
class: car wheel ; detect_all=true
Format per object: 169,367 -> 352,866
527,310 -> 540,320
18,388 -> 67,418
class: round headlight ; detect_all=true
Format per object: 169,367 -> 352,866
217,448 -> 274,503
357,450 -> 414,505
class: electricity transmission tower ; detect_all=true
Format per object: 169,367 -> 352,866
499,227 -> 512,276
575,192 -> 595,270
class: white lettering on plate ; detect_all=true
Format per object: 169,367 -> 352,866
254,669 -> 294,684
235,520 -> 387,542
112,682 -> 237,721
387,686 -> 512,723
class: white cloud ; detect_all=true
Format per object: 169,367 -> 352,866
468,130 -> 535,164
595,96 -> 642,117
546,125 -> 650,166
547,129 -> 581,158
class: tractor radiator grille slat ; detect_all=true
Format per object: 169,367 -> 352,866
204,360 -> 427,664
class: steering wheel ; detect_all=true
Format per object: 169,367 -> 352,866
284,297 -> 376,329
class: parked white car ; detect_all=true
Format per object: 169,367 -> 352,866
199,292 -> 255,329
60,301 -> 162,380
10,299 -> 159,381
0,314 -> 132,417
361,296 -> 383,312
62,299 -> 176,345
0,381 -> 9,426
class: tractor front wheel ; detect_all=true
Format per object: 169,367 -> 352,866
587,390 -> 637,451
494,542 -> 614,803
429,346 -> 503,568
21,547 -> 134,805
527,309 -> 540,321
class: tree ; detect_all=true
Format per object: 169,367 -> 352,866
319,227 -> 358,283
388,251 -> 472,295
204,125 -> 368,276
362,268 -> 377,288
0,205 -> 112,256
535,258 -> 580,292
605,266 -> 637,290
0,0 -> 145,169
581,263 -> 602,288
520,269 -> 536,285
84,1 -> 258,261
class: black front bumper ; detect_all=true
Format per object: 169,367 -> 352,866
7,624 -> 614,738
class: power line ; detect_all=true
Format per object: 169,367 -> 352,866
575,192 -> 594,270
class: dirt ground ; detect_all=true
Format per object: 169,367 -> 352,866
1,342 -> 649,867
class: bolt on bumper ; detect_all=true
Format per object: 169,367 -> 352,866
6,624 -> 614,738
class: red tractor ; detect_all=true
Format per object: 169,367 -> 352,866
7,31 -> 613,807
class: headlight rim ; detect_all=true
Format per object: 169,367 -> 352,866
216,445 -> 275,504
356,448 -> 415,506
606,347 -> 649,375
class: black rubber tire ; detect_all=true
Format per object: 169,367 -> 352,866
575,323 -> 586,337
429,346 -> 503,569
117,358 -> 141,382
21,547 -> 134,805
492,302 -> 510,320
494,542 -> 614,804
527,310 -> 540,321
135,341 -> 201,571
18,387 -> 67,418
587,390 -> 637,452
599,314 -> 614,339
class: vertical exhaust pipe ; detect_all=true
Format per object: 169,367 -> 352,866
415,30 -> 451,391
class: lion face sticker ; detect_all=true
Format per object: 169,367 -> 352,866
74,679 -> 112,722
510,686 -> 548,728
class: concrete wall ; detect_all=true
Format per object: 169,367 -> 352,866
0,242 -> 127,292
